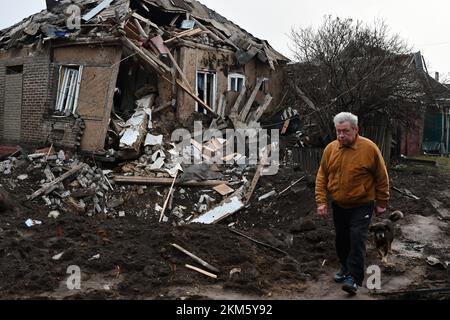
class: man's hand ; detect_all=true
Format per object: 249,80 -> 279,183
317,205 -> 329,219
375,206 -> 386,216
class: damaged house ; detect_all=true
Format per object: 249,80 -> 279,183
0,0 -> 289,154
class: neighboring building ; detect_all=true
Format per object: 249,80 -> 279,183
400,52 -> 450,156
0,0 -> 289,152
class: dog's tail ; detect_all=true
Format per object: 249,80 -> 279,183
389,210 -> 404,222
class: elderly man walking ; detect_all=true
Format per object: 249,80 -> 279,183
315,112 -> 389,295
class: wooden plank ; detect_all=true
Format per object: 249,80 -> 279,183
244,163 -> 263,204
185,264 -> 217,279
281,119 -> 290,134
171,243 -> 220,273
122,38 -> 171,74
251,94 -> 273,123
189,196 -> 244,224
28,163 -> 87,200
213,184 -> 234,196
113,176 -> 227,187
229,85 -> 246,121
164,28 -> 203,44
278,176 -> 305,196
175,78 -> 217,116
133,18 -> 148,38
229,228 -> 289,255
159,171 -> 179,222
124,23 -> 141,42
132,12 -> 159,30
177,39 -> 235,54
167,49 -> 194,92
191,18 -> 222,42
239,77 -> 266,122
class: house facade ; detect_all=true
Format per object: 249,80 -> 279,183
0,0 -> 288,152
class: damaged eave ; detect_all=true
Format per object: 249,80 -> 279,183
50,36 -> 123,48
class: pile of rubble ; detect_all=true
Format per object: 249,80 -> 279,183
0,138 -> 279,229
0,0 -> 291,230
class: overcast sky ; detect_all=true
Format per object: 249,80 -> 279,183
1,0 -> 450,78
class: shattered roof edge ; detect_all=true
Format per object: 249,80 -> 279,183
0,9 -> 48,35
192,0 -> 290,62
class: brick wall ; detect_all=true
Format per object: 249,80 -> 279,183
41,116 -> 84,150
20,53 -> 53,144
0,44 -> 121,150
0,65 -> 5,138
0,50 -> 54,145
3,73 -> 23,141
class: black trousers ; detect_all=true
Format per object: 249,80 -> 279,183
332,202 -> 373,286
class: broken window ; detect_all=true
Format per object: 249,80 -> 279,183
196,71 -> 216,114
228,73 -> 245,92
6,65 -> 23,75
259,79 -> 268,93
55,65 -> 83,116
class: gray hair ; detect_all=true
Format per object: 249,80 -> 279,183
333,112 -> 358,128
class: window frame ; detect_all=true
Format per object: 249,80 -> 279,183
196,70 -> 217,115
228,73 -> 246,92
55,64 -> 83,117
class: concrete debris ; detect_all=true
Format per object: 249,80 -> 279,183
145,134 -> 163,146
258,190 -> 277,201
25,219 -> 42,227
190,188 -> 245,224
52,252 -> 64,261
48,210 -> 60,219
88,254 -> 101,261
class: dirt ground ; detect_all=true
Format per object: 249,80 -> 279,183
0,158 -> 449,300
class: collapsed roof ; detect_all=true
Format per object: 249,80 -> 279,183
0,0 -> 289,68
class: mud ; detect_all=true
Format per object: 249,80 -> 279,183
0,163 -> 449,299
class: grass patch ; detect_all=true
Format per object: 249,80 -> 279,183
393,155 -> 450,175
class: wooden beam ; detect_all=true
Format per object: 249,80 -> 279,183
251,93 -> 273,123
281,119 -> 290,134
244,163 -> 263,204
113,176 -> 227,187
191,18 -> 222,43
132,12 -> 159,30
175,39 -> 235,54
185,264 -> 217,279
171,243 -> 220,273
164,28 -> 203,45
278,176 -> 305,196
244,144 -> 272,204
175,79 -> 217,117
133,18 -> 148,38
159,171 -> 179,222
28,163 -> 88,200
229,228 -> 289,255
239,77 -> 266,122
122,38 -> 171,74
229,84 -> 246,121
167,49 -> 194,92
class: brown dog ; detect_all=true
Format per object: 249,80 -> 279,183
369,210 -> 404,264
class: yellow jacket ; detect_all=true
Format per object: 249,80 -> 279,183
315,135 -> 389,208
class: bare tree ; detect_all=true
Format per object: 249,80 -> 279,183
287,16 -> 425,144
